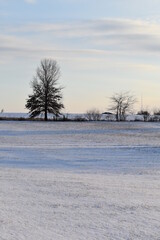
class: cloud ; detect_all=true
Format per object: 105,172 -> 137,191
6,18 -> 160,55
24,0 -> 36,3
1,17 -> 160,65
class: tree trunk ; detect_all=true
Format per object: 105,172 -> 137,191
45,110 -> 48,121
45,98 -> 48,121
44,92 -> 48,121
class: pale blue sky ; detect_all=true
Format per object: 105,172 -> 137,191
1,0 -> 160,113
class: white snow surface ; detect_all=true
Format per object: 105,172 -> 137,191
0,121 -> 160,239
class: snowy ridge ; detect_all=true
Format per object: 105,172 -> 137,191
0,112 -> 148,121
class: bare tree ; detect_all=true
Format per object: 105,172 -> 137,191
138,110 -> 150,121
152,109 -> 160,121
86,108 -> 101,121
26,59 -> 64,121
109,92 -> 136,121
153,109 -> 160,116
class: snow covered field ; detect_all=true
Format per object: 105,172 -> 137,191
0,121 -> 160,239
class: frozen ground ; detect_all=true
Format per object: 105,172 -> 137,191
0,121 -> 160,239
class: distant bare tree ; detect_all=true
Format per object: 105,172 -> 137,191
152,109 -> 160,121
153,109 -> 160,116
138,110 -> 150,121
86,108 -> 101,121
109,92 -> 136,121
26,59 -> 64,121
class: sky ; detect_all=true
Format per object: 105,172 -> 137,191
1,0 -> 160,113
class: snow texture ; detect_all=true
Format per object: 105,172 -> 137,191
0,121 -> 160,239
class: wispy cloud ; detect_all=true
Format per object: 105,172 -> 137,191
24,0 -> 36,4
1,18 -> 160,63
5,18 -> 160,54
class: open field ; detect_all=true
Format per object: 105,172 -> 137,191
0,121 -> 160,239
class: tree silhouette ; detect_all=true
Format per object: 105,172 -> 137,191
109,92 -> 136,121
26,59 -> 64,121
